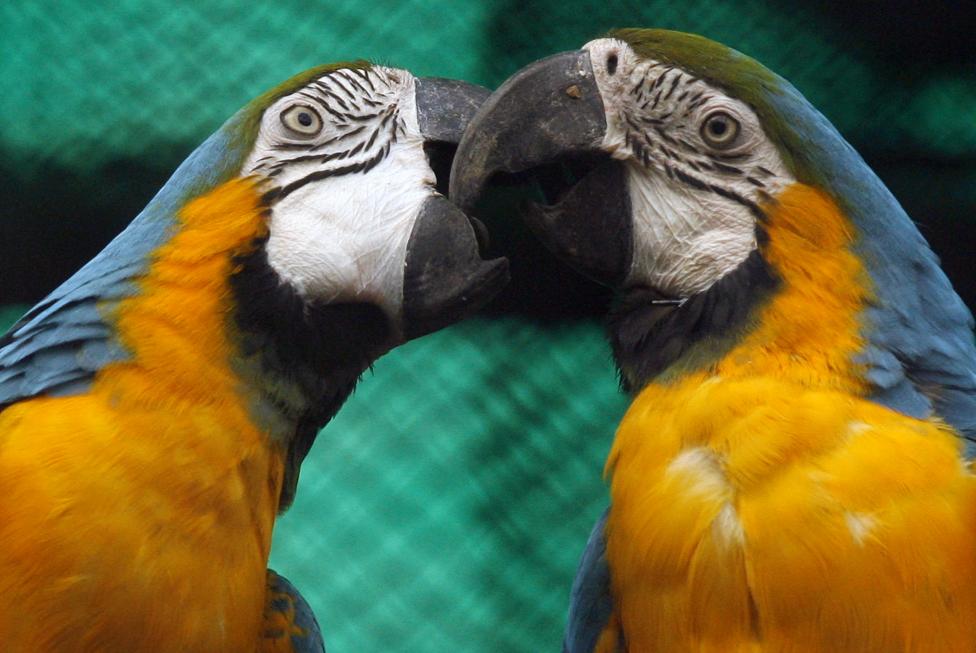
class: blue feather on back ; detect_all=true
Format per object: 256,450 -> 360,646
767,81 -> 976,452
264,569 -> 326,653
563,509 -> 618,653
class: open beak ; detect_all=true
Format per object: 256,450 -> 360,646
449,51 -> 633,288
401,78 -> 509,340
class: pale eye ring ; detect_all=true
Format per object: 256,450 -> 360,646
280,104 -> 322,137
700,111 -> 741,150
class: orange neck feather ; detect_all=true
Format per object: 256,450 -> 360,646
97,176 -> 269,413
714,182 -> 871,393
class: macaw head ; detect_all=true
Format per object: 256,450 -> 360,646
454,32 -> 791,293
451,30 -> 976,439
0,62 -> 508,509
219,64 -> 510,505
229,63 -> 508,343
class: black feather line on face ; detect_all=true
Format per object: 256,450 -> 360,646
328,74 -> 358,104
622,117 -> 768,222
354,67 -> 376,92
340,70 -> 371,97
229,240 -> 396,511
608,243 -> 779,392
266,134 -> 394,203
308,92 -> 350,121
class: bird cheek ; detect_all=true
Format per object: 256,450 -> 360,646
265,227 -> 355,303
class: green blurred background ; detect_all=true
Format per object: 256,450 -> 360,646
1,1 -> 974,650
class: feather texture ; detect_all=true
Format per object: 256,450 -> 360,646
0,113 -> 252,407
615,28 -> 976,448
605,369 -> 976,652
0,178 -> 284,651
262,570 -> 326,653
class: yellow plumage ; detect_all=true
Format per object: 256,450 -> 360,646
0,178 -> 285,651
599,185 -> 976,652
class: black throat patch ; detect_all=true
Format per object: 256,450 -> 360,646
608,244 -> 779,392
229,239 -> 396,510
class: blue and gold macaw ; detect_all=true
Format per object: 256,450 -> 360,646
451,30 -> 976,652
0,62 -> 506,651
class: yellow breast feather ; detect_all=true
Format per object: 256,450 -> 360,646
607,374 -> 976,652
0,177 -> 283,652
603,184 -> 976,652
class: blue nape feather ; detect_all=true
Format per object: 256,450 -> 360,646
765,78 -> 976,453
0,108 -> 252,409
564,509 -> 616,653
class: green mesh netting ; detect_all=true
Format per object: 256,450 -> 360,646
271,319 -> 625,650
2,1 -> 974,651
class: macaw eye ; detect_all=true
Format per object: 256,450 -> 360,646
280,104 -> 322,137
700,111 -> 741,150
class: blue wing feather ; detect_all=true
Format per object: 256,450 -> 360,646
263,569 -> 326,653
767,81 -> 976,451
564,508 -> 618,653
4,324 -> 113,366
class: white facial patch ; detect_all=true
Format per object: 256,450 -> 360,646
582,38 -> 795,297
241,67 -> 435,318
625,161 -> 758,294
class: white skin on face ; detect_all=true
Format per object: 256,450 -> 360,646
241,66 -> 437,318
582,38 -> 795,297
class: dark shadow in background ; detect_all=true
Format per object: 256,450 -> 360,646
4,152 -> 974,320
807,0 -> 976,69
0,144 -> 189,305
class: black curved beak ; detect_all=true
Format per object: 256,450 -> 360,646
415,77 -> 492,144
449,51 -> 633,288
402,195 -> 508,340
402,78 -> 509,341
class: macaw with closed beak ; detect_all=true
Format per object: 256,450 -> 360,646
0,61 -> 507,651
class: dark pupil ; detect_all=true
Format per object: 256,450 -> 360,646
607,54 -> 618,75
709,118 -> 728,136
297,111 -> 313,127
